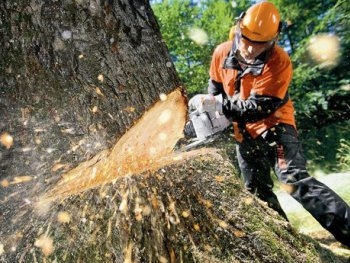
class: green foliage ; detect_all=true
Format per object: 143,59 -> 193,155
337,136 -> 350,171
273,0 -> 350,123
298,121 -> 350,173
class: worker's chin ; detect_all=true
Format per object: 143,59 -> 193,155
242,57 -> 255,64
245,58 -> 255,64
241,55 -> 256,64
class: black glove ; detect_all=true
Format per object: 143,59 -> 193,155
222,93 -> 246,121
222,92 -> 288,123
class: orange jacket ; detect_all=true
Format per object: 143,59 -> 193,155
209,41 -> 296,139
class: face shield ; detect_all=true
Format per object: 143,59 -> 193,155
233,23 -> 276,66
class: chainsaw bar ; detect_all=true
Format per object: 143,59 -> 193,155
176,135 -> 219,152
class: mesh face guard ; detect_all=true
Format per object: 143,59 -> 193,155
233,23 -> 277,66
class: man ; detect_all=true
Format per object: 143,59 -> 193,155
207,1 -> 350,247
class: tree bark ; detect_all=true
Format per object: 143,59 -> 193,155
0,0 -> 181,179
0,0 -> 185,259
0,1 -> 346,262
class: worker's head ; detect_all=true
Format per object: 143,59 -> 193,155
233,1 -> 281,64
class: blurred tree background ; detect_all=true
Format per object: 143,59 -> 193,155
151,0 -> 350,173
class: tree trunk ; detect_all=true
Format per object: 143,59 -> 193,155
0,0 -> 181,178
0,1 -> 345,262
0,0 -> 184,259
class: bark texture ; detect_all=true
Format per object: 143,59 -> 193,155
0,0 -> 181,179
0,1 -> 348,262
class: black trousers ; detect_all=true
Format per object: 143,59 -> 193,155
236,123 -> 350,247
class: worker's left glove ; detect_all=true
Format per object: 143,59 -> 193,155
222,93 -> 245,121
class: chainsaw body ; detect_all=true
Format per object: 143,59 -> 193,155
185,94 -> 231,141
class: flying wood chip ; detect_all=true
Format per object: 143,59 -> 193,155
34,235 -> 55,257
215,175 -> 225,182
233,229 -> 246,238
42,88 -> 187,201
1,180 -> 9,188
0,132 -> 14,149
11,176 -> 33,185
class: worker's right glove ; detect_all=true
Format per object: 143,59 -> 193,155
188,94 -> 223,114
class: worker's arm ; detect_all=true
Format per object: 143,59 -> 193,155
208,79 -> 224,96
222,92 -> 289,122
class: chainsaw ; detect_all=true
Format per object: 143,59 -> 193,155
182,94 -> 231,150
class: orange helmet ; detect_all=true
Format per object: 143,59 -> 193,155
240,1 -> 281,42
